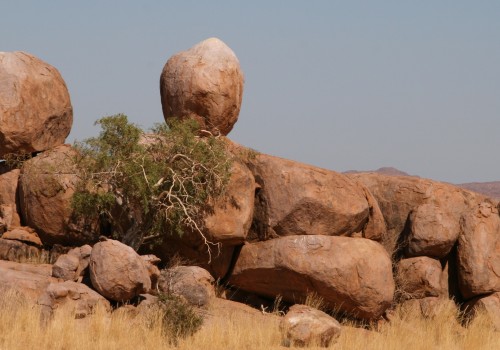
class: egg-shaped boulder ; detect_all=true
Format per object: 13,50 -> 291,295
0,51 -> 72,157
160,38 -> 244,136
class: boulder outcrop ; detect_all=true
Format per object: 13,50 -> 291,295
457,201 -> 500,299
246,153 -> 376,241
89,239 -> 151,301
0,264 -> 59,299
0,51 -> 72,157
280,304 -> 342,347
160,37 -> 244,136
229,235 -> 394,320
347,173 -> 480,254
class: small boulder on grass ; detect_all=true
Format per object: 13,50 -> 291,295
280,304 -> 342,348
89,239 -> 151,302
158,266 -> 215,307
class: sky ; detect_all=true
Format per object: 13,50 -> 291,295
1,1 -> 499,183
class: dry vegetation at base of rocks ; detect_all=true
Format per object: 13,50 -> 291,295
0,292 -> 497,350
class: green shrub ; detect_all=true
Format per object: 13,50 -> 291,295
71,114 -> 232,250
156,293 -> 203,344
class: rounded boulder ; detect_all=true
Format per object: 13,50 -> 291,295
0,51 -> 72,157
89,239 -> 151,302
160,37 -> 244,136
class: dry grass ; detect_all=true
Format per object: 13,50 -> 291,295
0,291 -> 497,350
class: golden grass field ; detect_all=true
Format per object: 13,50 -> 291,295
0,291 -> 497,350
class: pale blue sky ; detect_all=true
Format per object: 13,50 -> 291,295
1,1 -> 499,183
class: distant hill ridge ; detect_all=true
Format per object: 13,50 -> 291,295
343,167 -> 500,200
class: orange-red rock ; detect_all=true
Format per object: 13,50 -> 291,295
89,239 -> 151,302
0,51 -> 72,157
457,201 -> 500,299
160,38 -> 244,136
203,160 -> 255,244
230,235 -> 394,320
280,304 -> 342,347
0,165 -> 21,228
396,257 -> 444,299
19,145 -> 99,245
246,154 -> 372,240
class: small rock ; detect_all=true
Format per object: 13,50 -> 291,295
2,227 -> 42,246
158,266 -> 215,307
280,304 -> 342,347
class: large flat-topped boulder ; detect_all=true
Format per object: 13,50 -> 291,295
0,51 -> 72,157
229,235 -> 395,320
160,38 -> 244,136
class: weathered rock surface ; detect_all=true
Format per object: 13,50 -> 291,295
140,255 -> 161,292
464,292 -> 500,331
203,160 -> 255,244
347,173 -> 480,253
406,203 -> 461,258
457,201 -> 500,299
158,265 -> 215,307
0,237 -> 43,262
246,154 -> 372,241
0,51 -> 72,157
89,239 -> 151,301
281,304 -> 342,347
230,235 -> 395,320
52,245 -> 92,282
396,257 -> 444,299
0,264 -> 59,299
0,165 -> 21,228
2,226 -> 42,246
19,145 -> 99,245
160,37 -> 244,136
38,281 -> 110,319
0,259 -> 52,276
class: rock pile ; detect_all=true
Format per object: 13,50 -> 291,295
0,40 -> 498,341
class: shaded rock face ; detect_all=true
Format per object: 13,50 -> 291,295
89,239 -> 151,302
158,266 -> 215,307
230,235 -> 395,320
457,201 -> 500,299
247,154 -> 373,241
396,257 -> 444,299
203,160 -> 255,245
157,235 -> 235,280
38,281 -> 110,320
0,237 -> 43,262
406,203 -> 461,258
160,37 -> 244,136
280,304 -> 342,347
0,165 -> 21,229
464,292 -> 500,331
19,145 -> 99,246
0,51 -> 72,157
347,173 -> 480,254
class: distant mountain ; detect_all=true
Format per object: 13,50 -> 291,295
344,167 -> 500,200
457,182 -> 500,200
344,167 -> 413,177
